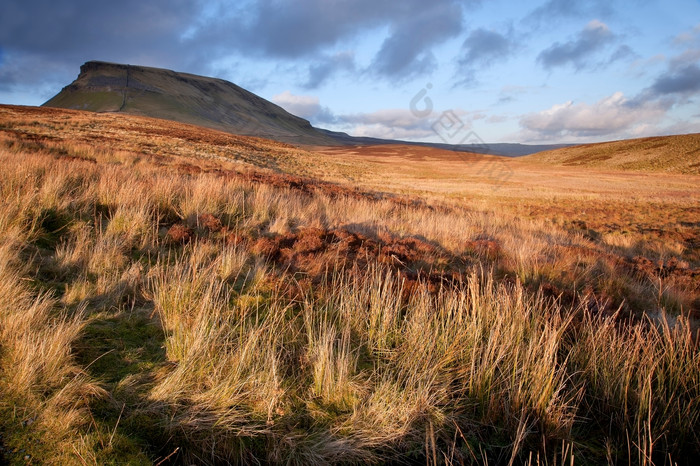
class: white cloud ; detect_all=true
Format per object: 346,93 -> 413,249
519,91 -> 670,141
338,109 -> 437,140
270,92 -> 477,140
271,90 -> 336,124
272,90 -> 321,119
336,108 -> 474,141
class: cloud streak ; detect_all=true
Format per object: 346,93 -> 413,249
525,0 -> 614,27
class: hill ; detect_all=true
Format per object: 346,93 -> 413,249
43,61 -> 340,145
314,127 -> 574,156
526,133 -> 700,174
43,61 -> 568,156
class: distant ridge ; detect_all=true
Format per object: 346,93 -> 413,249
44,61 -> 571,155
525,133 -> 700,174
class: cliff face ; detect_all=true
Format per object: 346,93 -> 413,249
43,61 -> 338,145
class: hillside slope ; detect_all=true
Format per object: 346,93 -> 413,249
43,61 -> 339,145
526,133 -> 700,174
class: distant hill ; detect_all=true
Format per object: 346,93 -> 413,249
43,61 -> 570,156
43,61 -> 339,145
526,133 -> 700,174
313,127 -> 573,157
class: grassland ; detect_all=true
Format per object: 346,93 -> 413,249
526,133 -> 700,174
0,104 -> 698,465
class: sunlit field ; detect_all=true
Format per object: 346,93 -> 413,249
0,104 -> 698,465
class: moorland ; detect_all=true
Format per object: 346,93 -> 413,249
0,104 -> 698,465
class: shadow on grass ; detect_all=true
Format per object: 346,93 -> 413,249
74,304 -> 177,464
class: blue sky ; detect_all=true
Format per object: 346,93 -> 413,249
1,0 -> 699,144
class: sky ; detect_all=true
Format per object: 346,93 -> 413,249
1,0 -> 700,145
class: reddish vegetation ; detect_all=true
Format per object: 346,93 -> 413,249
631,255 -> 695,278
159,206 -> 700,315
197,213 -> 223,233
166,224 -> 194,244
244,225 -> 463,300
170,211 -> 466,294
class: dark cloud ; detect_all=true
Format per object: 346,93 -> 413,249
231,0 -> 390,58
205,0 -> 469,81
651,64 -> 700,95
0,0 -> 200,65
669,49 -> 700,69
457,28 -> 515,85
520,46 -> 699,142
638,44 -> 700,100
537,20 -> 615,70
0,0 -> 209,99
461,29 -> 513,66
304,52 -> 355,89
370,2 -> 464,79
607,44 -> 636,64
232,0 -> 468,71
0,51 -> 72,95
199,0 -> 468,81
524,44 -> 700,142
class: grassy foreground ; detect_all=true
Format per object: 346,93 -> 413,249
0,106 -> 698,464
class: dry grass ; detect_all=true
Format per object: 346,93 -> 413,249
0,104 -> 698,464
527,133 -> 700,174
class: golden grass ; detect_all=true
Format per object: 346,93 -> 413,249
0,105 -> 698,464
527,133 -> 700,174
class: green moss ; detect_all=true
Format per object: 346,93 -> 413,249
71,308 -> 170,463
77,309 -> 166,384
0,404 -> 54,465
